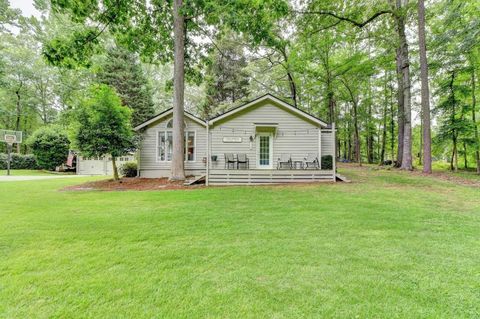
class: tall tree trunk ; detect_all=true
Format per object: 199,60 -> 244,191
280,49 -> 297,108
450,72 -> 458,172
395,48 -> 404,167
286,71 -> 297,108
418,0 -> 432,173
395,2 -> 413,170
463,142 -> 468,169
418,119 -> 423,165
452,138 -> 458,171
344,82 -> 361,164
347,113 -> 352,161
472,68 -> 479,174
327,90 -> 335,124
112,157 -> 119,181
367,101 -> 374,164
353,101 -> 361,164
381,71 -> 388,164
390,85 -> 395,161
171,0 -> 186,181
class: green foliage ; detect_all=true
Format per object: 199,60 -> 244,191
119,161 -> 137,177
43,28 -> 101,69
96,46 -> 155,127
47,0 -> 289,81
72,84 -> 135,159
0,0 -> 20,31
202,31 -> 251,117
0,153 -> 38,169
27,125 -> 70,170
321,155 -> 333,170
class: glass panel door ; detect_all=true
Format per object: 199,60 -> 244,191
257,133 -> 272,168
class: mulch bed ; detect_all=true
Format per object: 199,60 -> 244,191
63,177 -> 205,191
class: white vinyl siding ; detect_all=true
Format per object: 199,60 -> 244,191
209,100 -> 321,170
320,129 -> 335,157
138,115 -> 206,176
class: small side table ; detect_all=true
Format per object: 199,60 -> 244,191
292,160 -> 304,169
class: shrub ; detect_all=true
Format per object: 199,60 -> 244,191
321,155 -> 333,170
120,161 -> 137,177
27,126 -> 70,170
0,153 -> 38,169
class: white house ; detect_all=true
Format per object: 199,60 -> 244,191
134,94 -> 336,185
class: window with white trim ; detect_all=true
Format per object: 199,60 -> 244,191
158,120 -> 195,162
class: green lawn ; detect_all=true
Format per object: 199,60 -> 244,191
1,169 -> 479,318
0,169 -> 71,176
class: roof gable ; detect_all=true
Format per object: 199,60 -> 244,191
134,108 -> 206,131
208,94 -> 329,127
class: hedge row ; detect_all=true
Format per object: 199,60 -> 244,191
0,153 -> 38,170
321,155 -> 333,170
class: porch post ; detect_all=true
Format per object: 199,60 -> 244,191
206,120 -> 210,186
332,122 -> 336,182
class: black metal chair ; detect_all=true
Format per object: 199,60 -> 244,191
304,153 -> 319,169
237,153 -> 249,169
224,153 -> 236,169
277,154 -> 292,169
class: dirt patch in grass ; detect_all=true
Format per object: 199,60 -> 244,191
63,177 -> 205,191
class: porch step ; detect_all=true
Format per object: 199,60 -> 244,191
184,174 -> 206,186
335,173 -> 351,183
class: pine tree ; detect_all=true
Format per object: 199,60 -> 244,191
97,46 -> 155,127
202,32 -> 250,118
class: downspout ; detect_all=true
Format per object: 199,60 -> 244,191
206,120 -> 210,186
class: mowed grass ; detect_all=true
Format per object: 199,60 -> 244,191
0,169 -> 479,318
0,169 -> 70,176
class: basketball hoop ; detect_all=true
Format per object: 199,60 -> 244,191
1,129 -> 23,176
1,130 -> 22,145
4,134 -> 16,146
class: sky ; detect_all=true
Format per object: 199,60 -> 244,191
10,0 -> 41,18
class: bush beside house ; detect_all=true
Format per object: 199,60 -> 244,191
321,155 -> 333,170
120,162 -> 137,177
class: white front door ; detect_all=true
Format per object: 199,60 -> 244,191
257,133 -> 273,169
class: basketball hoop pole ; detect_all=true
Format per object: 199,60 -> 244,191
6,143 -> 12,176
